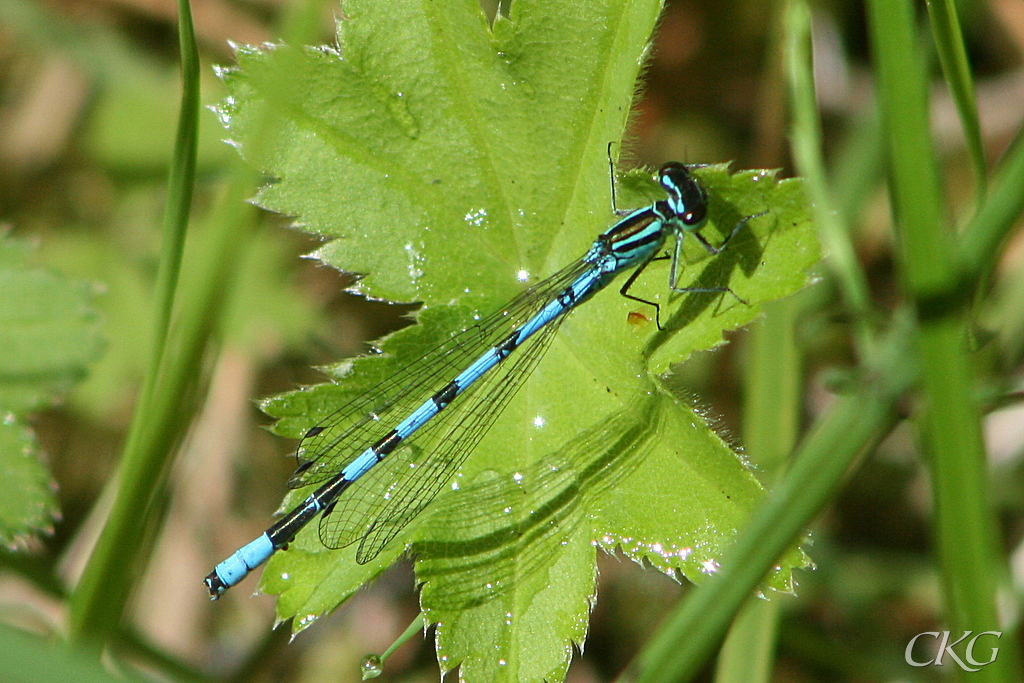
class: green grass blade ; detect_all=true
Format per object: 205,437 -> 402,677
926,0 -> 986,196
714,294 -> 807,683
741,302 -> 805,476
784,0 -> 875,358
866,0 -> 948,289
959,128 -> 1024,280
67,0 -> 199,644
624,321 -> 914,683
866,1 -> 1015,681
964,128 -> 1024,366
829,107 -> 886,228
714,601 -> 780,683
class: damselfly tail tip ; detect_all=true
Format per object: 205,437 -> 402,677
205,571 -> 227,600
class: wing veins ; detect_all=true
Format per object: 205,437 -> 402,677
288,257 -> 592,489
317,305 -> 569,559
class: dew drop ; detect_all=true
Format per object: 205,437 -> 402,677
464,208 -> 488,227
360,654 -> 383,680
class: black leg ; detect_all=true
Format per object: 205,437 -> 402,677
619,254 -> 670,330
606,142 -> 632,217
672,230 -> 747,306
677,210 -> 766,306
694,210 -> 767,255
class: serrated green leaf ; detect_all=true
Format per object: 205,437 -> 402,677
222,0 -> 817,680
0,234 -> 103,546
0,420 -> 56,549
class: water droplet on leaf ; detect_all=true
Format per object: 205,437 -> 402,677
361,654 -> 383,679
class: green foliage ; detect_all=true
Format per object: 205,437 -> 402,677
3,0 -> 1021,678
218,0 -> 818,680
0,235 -> 103,546
66,0 -> 200,641
0,621 -> 149,683
866,2 -> 1009,682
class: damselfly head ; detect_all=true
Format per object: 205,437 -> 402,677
658,162 -> 707,227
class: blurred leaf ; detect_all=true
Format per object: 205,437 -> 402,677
35,215 -> 319,423
215,230 -> 324,358
36,230 -> 153,423
222,0 -> 817,680
84,71 -> 232,172
0,621 -> 150,683
0,233 -> 103,546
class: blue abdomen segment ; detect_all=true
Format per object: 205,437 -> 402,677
342,448 -> 383,481
205,534 -> 275,598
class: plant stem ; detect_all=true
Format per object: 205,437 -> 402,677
68,0 -> 199,644
866,0 -> 1015,680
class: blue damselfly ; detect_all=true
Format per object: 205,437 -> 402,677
205,160 -> 753,598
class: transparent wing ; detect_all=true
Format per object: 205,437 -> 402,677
316,308 -> 565,561
288,256 -> 593,491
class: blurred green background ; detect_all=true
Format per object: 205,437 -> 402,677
1,0 -> 1023,681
